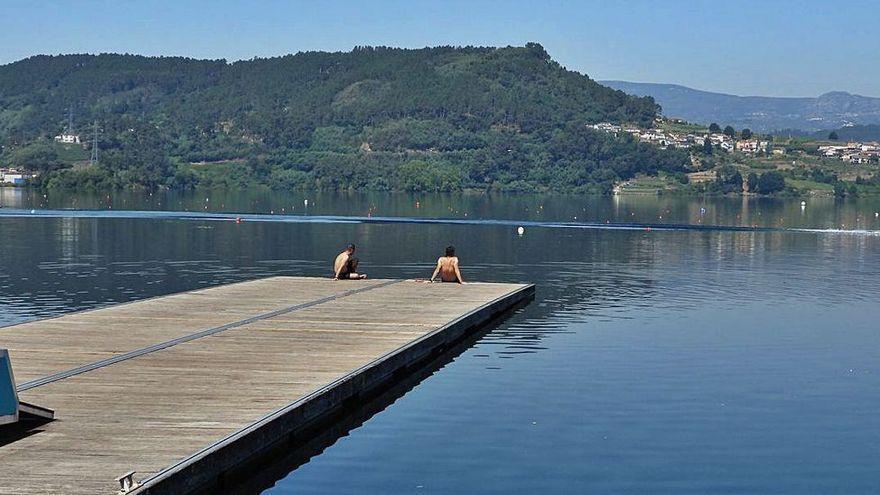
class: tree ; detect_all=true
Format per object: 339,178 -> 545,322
709,123 -> 721,133
673,171 -> 689,184
715,164 -> 743,193
0,48 -> 693,193
723,126 -> 736,138
702,137 -> 713,155
7,140 -> 65,174
756,171 -> 786,194
100,118 -> 174,190
828,131 -> 839,140
740,128 -> 752,140
811,168 -> 837,184
746,172 -> 759,192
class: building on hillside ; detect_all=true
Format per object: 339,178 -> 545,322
54,133 -> 81,144
708,134 -> 733,152
669,134 -> 694,148
0,168 -> 35,185
708,133 -> 731,145
818,145 -> 843,157
638,131 -> 669,146
588,122 -> 622,137
735,139 -> 769,154
820,142 -> 865,159
842,152 -> 874,164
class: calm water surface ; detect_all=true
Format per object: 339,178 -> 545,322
1,189 -> 879,494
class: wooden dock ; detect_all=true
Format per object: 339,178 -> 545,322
0,277 -> 533,494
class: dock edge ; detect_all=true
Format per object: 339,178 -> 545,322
131,282 -> 536,495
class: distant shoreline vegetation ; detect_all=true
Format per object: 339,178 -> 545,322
1,44 -> 691,194
3,45 -> 875,197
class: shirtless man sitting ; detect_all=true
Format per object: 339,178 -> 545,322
333,244 -> 367,280
430,245 -> 465,284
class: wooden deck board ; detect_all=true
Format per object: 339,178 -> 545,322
0,277 -> 387,385
0,276 -> 531,495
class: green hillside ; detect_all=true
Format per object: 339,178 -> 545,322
0,44 -> 688,192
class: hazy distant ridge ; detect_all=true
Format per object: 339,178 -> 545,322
601,80 -> 880,132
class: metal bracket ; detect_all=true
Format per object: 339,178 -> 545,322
116,471 -> 139,494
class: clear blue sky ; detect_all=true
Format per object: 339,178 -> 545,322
1,0 -> 877,97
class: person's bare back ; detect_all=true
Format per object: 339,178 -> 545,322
333,251 -> 350,274
430,246 -> 464,283
436,256 -> 461,282
333,244 -> 366,280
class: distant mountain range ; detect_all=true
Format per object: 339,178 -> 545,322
809,124 -> 880,142
601,80 -> 880,133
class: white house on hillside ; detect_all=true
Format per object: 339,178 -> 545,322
54,133 -> 81,144
0,169 -> 35,185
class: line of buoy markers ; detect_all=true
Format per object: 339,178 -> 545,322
1,208 -> 880,236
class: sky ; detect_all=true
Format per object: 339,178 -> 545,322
1,0 -> 878,98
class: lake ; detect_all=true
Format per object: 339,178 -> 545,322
1,189 -> 879,494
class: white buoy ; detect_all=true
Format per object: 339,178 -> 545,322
875,212 -> 879,218
30,209 -> 35,214
800,201 -> 806,207
517,226 -> 525,236
303,199 -> 309,207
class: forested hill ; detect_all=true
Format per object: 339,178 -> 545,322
0,44 -> 688,192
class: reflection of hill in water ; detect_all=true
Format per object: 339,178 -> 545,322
5,189 -> 880,229
468,227 -> 879,358
2,203 -> 879,493
1,211 -> 877,332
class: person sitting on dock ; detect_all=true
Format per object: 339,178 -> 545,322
333,244 -> 367,280
430,246 -> 465,284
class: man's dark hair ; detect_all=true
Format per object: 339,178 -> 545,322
445,245 -> 455,257
347,243 -> 356,252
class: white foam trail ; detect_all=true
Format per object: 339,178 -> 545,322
791,228 -> 880,236
1,208 -> 879,236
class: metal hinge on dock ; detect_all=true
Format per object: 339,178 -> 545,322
116,471 -> 140,494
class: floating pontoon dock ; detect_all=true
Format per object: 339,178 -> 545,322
0,276 -> 533,494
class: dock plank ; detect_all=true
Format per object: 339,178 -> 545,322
0,277 -> 531,494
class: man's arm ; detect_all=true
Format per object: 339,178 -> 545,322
429,259 -> 442,282
453,258 -> 464,284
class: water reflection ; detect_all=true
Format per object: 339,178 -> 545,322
1,193 -> 879,494
4,188 -> 880,230
214,302 -> 529,495
2,214 -> 876,339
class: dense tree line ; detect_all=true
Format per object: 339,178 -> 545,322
0,44 -> 689,192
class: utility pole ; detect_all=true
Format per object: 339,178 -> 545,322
89,121 -> 99,166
